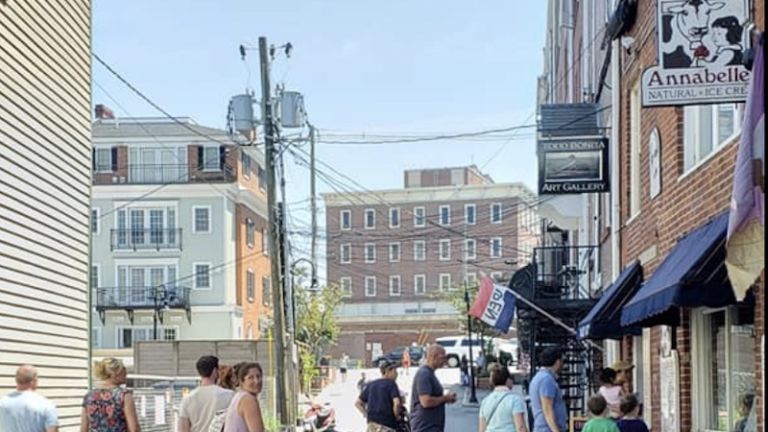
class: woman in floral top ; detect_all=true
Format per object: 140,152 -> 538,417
80,357 -> 140,432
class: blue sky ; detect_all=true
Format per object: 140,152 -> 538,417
92,1 -> 547,269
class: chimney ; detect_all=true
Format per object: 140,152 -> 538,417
94,104 -> 115,120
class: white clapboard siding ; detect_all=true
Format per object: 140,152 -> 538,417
0,1 -> 91,431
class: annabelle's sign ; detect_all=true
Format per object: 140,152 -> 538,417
641,0 -> 750,107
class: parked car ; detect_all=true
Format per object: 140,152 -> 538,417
434,335 -> 483,368
373,345 -> 424,367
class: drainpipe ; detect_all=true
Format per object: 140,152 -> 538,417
608,37 -> 622,364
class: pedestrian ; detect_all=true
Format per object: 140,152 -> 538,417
217,365 -> 238,391
596,368 -> 623,418
81,357 -> 140,432
178,356 -> 234,432
478,364 -> 528,432
459,356 -> 470,387
409,345 -> 458,432
357,372 -> 368,396
0,364 -> 58,432
610,360 -> 634,394
223,362 -> 265,432
616,394 -> 648,432
402,349 -> 412,376
581,395 -> 618,432
355,360 -> 403,432
529,347 -> 567,432
339,353 -> 350,383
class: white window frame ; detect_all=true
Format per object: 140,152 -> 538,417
340,243 -> 352,264
340,210 -> 351,231
491,203 -> 503,224
91,207 -> 101,235
262,228 -> 269,256
465,272 -> 477,288
91,327 -> 102,349
193,262 -> 212,290
90,264 -> 101,301
94,147 -> 113,173
389,275 -> 401,296
490,237 -> 503,258
389,242 -> 401,262
413,206 -> 426,228
414,274 -> 426,295
202,145 -> 220,171
364,209 -> 376,229
413,240 -> 426,261
241,152 -> 252,179
439,205 -> 451,226
464,203 -> 476,225
364,276 -> 376,297
682,104 -> 742,177
246,218 -> 256,248
116,325 -> 179,348
389,207 -> 400,228
464,238 -> 477,260
192,205 -> 212,234
439,273 -> 452,291
246,268 -> 256,302
630,81 -> 642,218
364,243 -> 376,263
439,239 -> 451,261
340,277 -> 352,297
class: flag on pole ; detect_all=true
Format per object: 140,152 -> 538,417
726,33 -> 765,301
469,277 -> 516,332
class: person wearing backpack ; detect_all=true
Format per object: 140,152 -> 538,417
478,364 -> 528,432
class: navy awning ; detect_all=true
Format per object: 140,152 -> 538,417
577,260 -> 643,340
621,212 -> 736,327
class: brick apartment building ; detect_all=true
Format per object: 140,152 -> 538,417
323,166 -> 538,365
540,0 -> 764,430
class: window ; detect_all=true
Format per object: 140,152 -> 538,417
491,271 -> 504,283
340,243 -> 351,264
414,207 -> 426,227
491,203 -> 503,223
193,206 -> 211,233
464,239 -> 477,260
117,327 -> 174,348
465,204 -> 476,225
262,276 -> 271,306
364,276 -> 376,297
439,205 -> 451,225
684,104 -> 741,172
389,242 -> 401,262
490,237 -> 503,258
194,263 -> 211,289
242,152 -> 252,178
465,272 -> 478,288
340,210 -> 351,230
94,148 -> 113,172
246,269 -> 255,302
90,264 -> 100,294
389,276 -> 401,296
439,239 -> 451,261
389,208 -> 400,228
91,328 -> 102,349
693,307 -> 756,431
340,277 -> 352,297
364,243 -> 376,263
91,207 -> 100,235
413,240 -> 426,261
364,209 -> 376,229
203,146 -> 220,171
246,218 -> 256,247
262,228 -> 269,256
257,165 -> 267,191
439,273 -> 452,291
414,274 -> 426,295
630,82 -> 642,217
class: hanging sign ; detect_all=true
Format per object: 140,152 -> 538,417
641,0 -> 751,107
538,137 -> 610,194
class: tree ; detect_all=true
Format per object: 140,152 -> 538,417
294,283 -> 343,392
435,281 -> 501,360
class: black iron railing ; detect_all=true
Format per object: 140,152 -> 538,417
111,228 -> 183,251
98,163 -> 236,184
95,286 -> 191,310
532,245 -> 600,301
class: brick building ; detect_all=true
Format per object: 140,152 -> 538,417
323,166 -> 538,365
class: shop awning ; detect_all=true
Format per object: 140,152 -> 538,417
577,260 -> 643,340
621,212 -> 736,327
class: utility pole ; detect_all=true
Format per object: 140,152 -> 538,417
259,36 -> 290,426
309,125 -> 318,288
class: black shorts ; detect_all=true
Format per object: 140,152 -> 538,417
340,368 -> 348,373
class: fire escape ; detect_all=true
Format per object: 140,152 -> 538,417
510,226 -> 600,415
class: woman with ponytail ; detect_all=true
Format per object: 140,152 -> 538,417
80,357 -> 140,432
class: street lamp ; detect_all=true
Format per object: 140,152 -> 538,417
464,283 -> 479,404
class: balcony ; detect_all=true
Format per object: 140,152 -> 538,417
94,163 -> 236,185
111,228 -> 183,251
95,286 -> 192,324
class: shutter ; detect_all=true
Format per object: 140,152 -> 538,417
111,147 -> 118,171
219,145 -> 226,169
196,146 -> 204,170
92,149 -> 96,171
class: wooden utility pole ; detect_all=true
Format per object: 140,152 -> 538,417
309,125 -> 318,288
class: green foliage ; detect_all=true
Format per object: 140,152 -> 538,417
262,412 -> 281,432
434,283 -> 498,340
298,345 -> 318,393
295,283 -> 343,392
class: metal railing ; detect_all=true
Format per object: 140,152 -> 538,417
111,228 -> 183,251
95,286 -> 191,310
125,163 -> 235,184
532,245 -> 600,300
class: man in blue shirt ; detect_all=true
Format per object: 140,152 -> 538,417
529,347 -> 568,432
356,360 -> 402,432
0,365 -> 58,432
410,345 -> 457,432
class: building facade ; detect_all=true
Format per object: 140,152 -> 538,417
90,116 -> 272,359
324,166 -> 538,364
0,1 -> 92,430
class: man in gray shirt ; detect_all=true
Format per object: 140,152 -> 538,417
409,345 -> 457,432
0,365 -> 58,432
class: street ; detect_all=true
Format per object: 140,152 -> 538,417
314,367 -> 489,432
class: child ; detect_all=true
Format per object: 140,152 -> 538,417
598,367 -> 623,417
583,395 -> 620,432
617,394 -> 649,432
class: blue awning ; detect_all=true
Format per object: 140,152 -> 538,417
621,212 -> 736,327
577,260 -> 643,340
